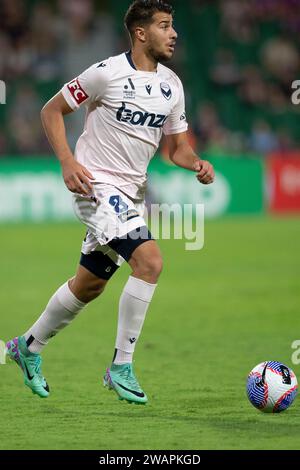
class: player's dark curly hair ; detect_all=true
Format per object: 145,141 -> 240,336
125,0 -> 174,41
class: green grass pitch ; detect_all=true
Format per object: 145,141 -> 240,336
1,216 -> 300,450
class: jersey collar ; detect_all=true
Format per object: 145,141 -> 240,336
125,50 -> 158,74
125,50 -> 137,70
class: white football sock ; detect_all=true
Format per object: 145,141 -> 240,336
113,276 -> 157,365
24,281 -> 86,353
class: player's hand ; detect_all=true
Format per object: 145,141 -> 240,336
61,158 -> 95,195
193,159 -> 215,185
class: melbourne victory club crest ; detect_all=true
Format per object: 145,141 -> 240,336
160,82 -> 172,100
123,78 -> 136,99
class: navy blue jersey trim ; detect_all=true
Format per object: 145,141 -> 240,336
125,51 -> 137,70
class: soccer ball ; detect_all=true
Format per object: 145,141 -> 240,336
246,361 -> 298,413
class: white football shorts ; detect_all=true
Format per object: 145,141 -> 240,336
72,183 -> 147,267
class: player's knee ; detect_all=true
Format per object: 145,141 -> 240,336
84,279 -> 106,302
136,256 -> 163,281
151,257 -> 163,277
70,278 -> 106,303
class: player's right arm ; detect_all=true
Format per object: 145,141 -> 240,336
41,92 -> 95,195
41,60 -> 110,195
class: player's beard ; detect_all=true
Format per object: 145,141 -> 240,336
147,43 -> 172,63
147,36 -> 173,62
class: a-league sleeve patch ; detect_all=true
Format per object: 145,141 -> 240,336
67,78 -> 89,105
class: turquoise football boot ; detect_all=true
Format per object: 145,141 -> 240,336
6,336 -> 49,398
103,363 -> 147,405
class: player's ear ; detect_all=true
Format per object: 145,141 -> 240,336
135,26 -> 147,43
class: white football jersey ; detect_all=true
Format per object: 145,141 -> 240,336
61,51 -> 188,200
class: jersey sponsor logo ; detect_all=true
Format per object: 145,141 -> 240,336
160,82 -> 172,100
116,102 -> 167,128
67,78 -> 89,105
123,78 -> 136,99
127,78 -> 135,90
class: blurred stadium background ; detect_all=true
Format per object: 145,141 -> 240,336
0,0 -> 300,218
1,0 -> 300,451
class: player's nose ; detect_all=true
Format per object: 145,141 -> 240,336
171,27 -> 178,40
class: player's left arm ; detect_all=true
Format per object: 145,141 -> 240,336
166,132 -> 215,185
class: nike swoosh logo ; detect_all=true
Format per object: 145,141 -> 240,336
116,382 -> 145,398
24,362 -> 34,380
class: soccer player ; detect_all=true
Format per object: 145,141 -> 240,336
6,0 -> 214,404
